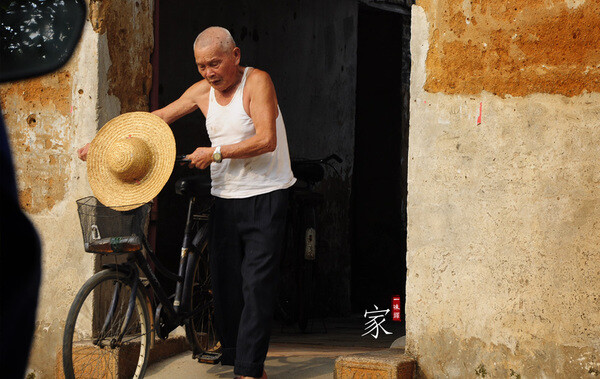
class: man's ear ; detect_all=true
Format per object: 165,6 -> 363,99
233,47 -> 241,65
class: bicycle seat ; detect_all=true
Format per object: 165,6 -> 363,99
175,174 -> 212,197
291,161 -> 325,184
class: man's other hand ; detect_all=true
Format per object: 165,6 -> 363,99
77,143 -> 90,161
188,146 -> 216,169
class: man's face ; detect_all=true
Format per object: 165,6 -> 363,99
194,43 -> 240,92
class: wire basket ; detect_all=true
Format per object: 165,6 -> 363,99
76,196 -> 151,254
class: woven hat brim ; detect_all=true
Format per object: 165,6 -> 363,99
87,112 -> 176,210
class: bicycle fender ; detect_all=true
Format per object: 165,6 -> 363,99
136,279 -> 155,348
99,265 -> 155,348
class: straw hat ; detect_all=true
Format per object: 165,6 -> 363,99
87,112 -> 176,210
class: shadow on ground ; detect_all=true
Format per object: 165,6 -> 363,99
205,356 -> 336,378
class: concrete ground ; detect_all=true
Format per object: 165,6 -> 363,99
146,314 -> 406,378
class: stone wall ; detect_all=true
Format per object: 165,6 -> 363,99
407,1 -> 600,377
0,1 -> 154,376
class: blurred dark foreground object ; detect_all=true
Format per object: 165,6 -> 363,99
0,1 -> 86,377
0,0 -> 86,83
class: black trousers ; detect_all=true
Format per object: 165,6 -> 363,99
209,189 -> 288,377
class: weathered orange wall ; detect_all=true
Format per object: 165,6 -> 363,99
0,70 -> 75,213
418,0 -> 600,97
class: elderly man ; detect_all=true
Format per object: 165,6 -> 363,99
158,26 -> 297,379
79,26 -> 295,379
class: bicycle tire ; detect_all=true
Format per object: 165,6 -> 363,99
298,259 -> 314,332
185,242 -> 219,357
63,269 -> 151,379
276,210 -> 300,325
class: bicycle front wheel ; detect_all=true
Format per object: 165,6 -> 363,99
63,269 -> 151,379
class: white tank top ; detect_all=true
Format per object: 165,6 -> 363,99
206,67 -> 296,198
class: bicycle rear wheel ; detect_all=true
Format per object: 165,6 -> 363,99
185,242 -> 218,357
63,269 -> 151,379
298,259 -> 315,332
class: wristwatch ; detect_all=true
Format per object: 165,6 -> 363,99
212,146 -> 222,163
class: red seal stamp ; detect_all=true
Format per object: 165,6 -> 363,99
392,295 -> 401,321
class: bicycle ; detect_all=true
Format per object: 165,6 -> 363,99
62,158 -> 218,378
277,154 -> 342,332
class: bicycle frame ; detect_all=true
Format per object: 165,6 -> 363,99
99,193 -> 211,346
146,195 -> 210,325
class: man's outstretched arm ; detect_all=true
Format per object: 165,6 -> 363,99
77,82 -> 205,161
152,81 -> 205,124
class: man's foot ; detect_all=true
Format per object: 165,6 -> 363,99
235,370 -> 267,379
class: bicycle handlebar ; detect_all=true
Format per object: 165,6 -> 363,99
176,155 -> 191,163
176,152 -> 343,185
327,154 -> 343,164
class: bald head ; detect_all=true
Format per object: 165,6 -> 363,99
193,26 -> 236,53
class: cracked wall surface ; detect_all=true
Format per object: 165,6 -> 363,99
407,2 -> 600,377
0,70 -> 75,213
0,1 -> 154,376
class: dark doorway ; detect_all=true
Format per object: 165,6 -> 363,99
351,2 -> 410,327
151,1 -> 411,340
152,0 -> 359,315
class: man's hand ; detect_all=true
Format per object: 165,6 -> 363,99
187,147 -> 216,169
77,143 -> 90,161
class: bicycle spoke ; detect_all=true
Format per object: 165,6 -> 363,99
120,332 -> 148,344
186,244 -> 219,354
64,271 -> 150,378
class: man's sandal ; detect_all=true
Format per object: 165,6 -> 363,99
234,370 -> 267,379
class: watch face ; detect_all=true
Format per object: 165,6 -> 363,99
213,152 -> 222,162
